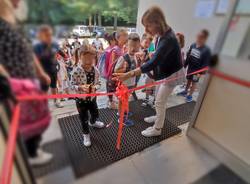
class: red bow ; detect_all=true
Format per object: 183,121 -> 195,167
115,82 -> 129,150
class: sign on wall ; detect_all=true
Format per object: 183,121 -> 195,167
195,0 -> 216,18
216,0 -> 230,14
216,0 -> 250,15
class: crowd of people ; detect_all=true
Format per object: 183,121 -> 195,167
32,20 -> 211,147
0,0 -> 211,166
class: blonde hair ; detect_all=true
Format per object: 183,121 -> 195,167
142,6 -> 169,36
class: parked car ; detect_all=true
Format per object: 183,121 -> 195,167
55,27 -> 71,38
90,26 -> 106,37
127,27 -> 136,35
72,25 -> 91,37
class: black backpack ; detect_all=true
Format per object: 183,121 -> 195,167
112,54 -> 136,74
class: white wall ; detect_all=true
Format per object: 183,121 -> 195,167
136,0 -> 230,51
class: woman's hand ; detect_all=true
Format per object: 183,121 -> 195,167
113,68 -> 142,82
112,72 -> 131,82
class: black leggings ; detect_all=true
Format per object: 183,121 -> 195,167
25,135 -> 42,158
76,99 -> 99,134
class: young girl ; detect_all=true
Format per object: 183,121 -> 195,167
106,29 -> 128,109
71,44 -> 105,147
57,50 -> 70,98
176,33 -> 186,88
104,32 -> 117,50
139,33 -> 156,107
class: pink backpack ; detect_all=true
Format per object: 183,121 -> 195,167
97,46 -> 122,79
10,79 -> 51,140
97,48 -> 114,79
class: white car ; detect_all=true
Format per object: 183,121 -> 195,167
127,28 -> 137,35
72,25 -> 91,37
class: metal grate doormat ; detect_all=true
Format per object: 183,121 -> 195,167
59,100 -> 184,178
166,101 -> 196,126
31,140 -> 70,178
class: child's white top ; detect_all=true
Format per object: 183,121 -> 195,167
115,55 -> 137,87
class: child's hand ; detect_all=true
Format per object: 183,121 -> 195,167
79,85 -> 90,93
149,52 -> 154,59
135,52 -> 144,62
90,85 -> 97,93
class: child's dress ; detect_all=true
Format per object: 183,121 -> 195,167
57,59 -> 69,93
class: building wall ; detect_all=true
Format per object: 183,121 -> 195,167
136,0 -> 250,54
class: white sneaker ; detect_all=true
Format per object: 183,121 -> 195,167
144,116 -> 157,123
29,149 -> 53,166
83,134 -> 91,147
141,126 -> 162,137
55,100 -> 64,108
89,121 -> 105,128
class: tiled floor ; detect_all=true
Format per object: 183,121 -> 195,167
37,134 -> 221,184
36,78 -> 224,184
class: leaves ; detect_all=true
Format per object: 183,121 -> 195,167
26,0 -> 138,26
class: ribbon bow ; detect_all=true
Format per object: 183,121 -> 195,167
115,82 -> 130,150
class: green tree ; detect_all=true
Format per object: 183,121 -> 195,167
26,0 -> 138,27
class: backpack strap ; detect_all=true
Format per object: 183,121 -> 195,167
123,54 -> 132,73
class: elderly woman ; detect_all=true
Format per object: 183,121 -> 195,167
0,0 -> 52,165
114,6 -> 183,137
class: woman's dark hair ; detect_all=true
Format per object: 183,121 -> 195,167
201,29 -> 210,39
104,32 -> 117,45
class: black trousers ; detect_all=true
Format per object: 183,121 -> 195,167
76,99 -> 99,134
25,135 -> 42,158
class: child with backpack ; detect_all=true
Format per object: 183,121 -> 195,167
104,32 -> 117,50
137,33 -> 156,107
98,29 -> 128,109
56,50 -> 70,99
178,29 -> 211,102
114,33 -> 141,126
176,32 -> 187,89
71,44 -> 105,147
